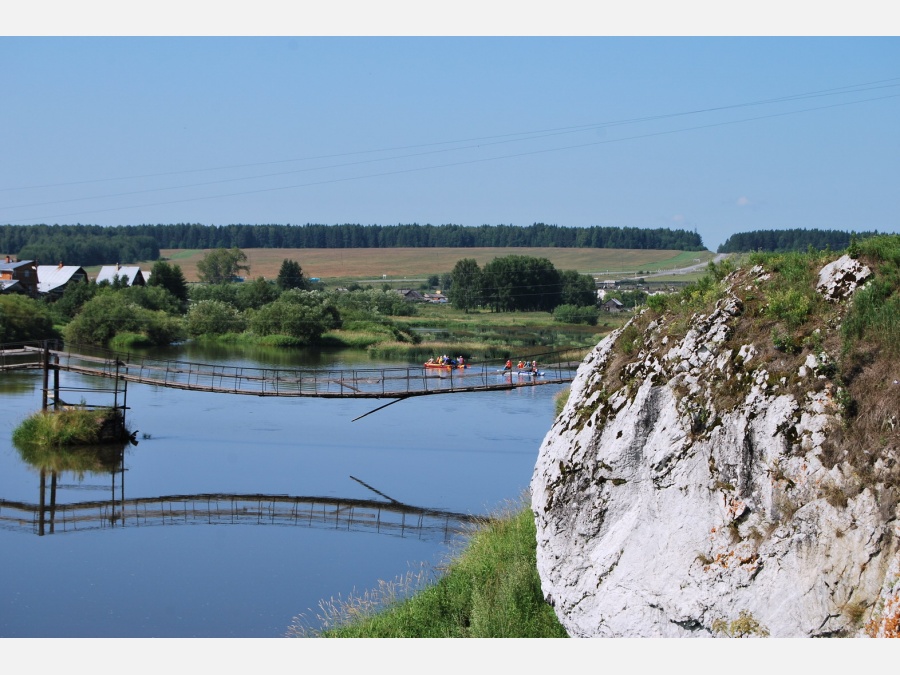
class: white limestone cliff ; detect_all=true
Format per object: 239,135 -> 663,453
531,256 -> 899,637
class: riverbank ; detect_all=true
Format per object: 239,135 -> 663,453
288,502 -> 567,638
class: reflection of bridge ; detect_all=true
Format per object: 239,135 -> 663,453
0,490 -> 484,542
0,341 -> 578,400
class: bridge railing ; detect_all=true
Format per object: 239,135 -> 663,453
3,341 -> 582,398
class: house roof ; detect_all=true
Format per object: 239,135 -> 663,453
0,279 -> 24,293
604,298 -> 624,306
0,259 -> 35,272
37,265 -> 88,294
95,265 -> 144,286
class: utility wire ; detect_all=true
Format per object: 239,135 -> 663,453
2,75 -> 898,196
10,90 -> 898,225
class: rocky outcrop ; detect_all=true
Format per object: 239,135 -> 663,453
531,256 -> 899,637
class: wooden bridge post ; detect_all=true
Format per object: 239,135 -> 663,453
41,343 -> 50,411
52,354 -> 60,411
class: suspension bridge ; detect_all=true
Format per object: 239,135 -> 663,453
0,340 -> 579,402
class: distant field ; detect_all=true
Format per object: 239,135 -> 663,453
155,248 -> 714,283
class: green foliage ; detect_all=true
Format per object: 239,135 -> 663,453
553,303 -> 599,326
196,247 -> 250,284
842,234 -> 900,357
0,222 -> 705,253
186,299 -> 246,337
118,284 -> 185,315
298,505 -> 567,638
480,255 -> 561,312
49,279 -> 98,320
188,279 -> 282,312
718,228 -> 880,253
276,259 -> 308,291
13,229 -> 159,266
13,407 -> 129,450
559,269 -> 597,307
619,322 -> 642,356
646,293 -> 671,313
448,258 -> 481,313
0,295 -> 58,342
240,277 -> 282,310
146,260 -> 189,308
766,288 -> 813,330
248,290 -> 341,342
63,293 -> 185,346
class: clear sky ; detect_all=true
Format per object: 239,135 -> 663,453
2,14 -> 898,251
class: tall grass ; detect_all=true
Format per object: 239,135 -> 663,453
843,235 -> 900,357
12,407 -> 128,448
288,501 -> 567,638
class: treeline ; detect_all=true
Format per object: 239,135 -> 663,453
1,223 -> 705,261
717,228 -> 882,253
0,225 -> 159,266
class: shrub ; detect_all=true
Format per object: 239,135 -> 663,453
186,300 -> 246,337
0,295 -> 58,342
552,304 -> 599,326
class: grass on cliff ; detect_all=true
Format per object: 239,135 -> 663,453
626,235 -> 900,502
287,503 -> 567,638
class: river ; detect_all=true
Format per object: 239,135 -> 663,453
0,344 -> 567,637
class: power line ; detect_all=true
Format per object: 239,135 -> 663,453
9,89 -> 898,225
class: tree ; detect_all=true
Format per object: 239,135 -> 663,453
276,259 -> 308,291
448,259 -> 481,313
147,260 -> 189,308
560,269 -> 598,307
479,255 -> 561,312
196,247 -> 250,284
0,295 -> 58,342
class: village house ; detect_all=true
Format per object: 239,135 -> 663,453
37,263 -> 90,297
0,256 -> 39,297
601,298 -> 625,313
395,288 -> 425,301
95,264 -> 146,287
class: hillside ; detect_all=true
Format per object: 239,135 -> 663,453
157,247 -> 714,283
531,237 -> 900,637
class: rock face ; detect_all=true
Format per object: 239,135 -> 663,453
531,257 -> 899,637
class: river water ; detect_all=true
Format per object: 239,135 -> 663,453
0,345 -> 567,637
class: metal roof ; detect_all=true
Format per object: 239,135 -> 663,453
37,265 -> 88,294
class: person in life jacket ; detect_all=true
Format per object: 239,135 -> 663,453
504,359 -> 512,371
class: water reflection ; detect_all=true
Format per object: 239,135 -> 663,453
4,443 -> 483,542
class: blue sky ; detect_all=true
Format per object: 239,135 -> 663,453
1,33 -> 898,251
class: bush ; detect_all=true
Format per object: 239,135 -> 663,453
63,293 -> 185,346
0,295 -> 58,342
552,304 -> 599,326
186,300 -> 246,337
248,291 -> 341,343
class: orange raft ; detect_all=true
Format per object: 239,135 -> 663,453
423,361 -> 468,370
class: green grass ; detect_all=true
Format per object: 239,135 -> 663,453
12,407 -> 129,449
288,502 -> 567,638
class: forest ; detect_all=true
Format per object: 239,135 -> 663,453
0,223 -> 705,265
717,228 -> 882,253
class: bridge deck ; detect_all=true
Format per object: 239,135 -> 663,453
1,342 -> 578,399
